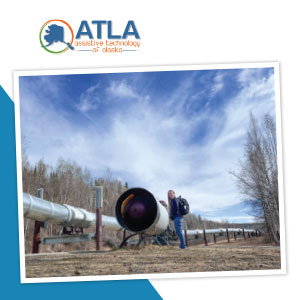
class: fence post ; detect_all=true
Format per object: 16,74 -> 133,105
234,232 -> 236,241
32,188 -> 44,254
213,233 -> 217,244
183,221 -> 189,247
95,186 -> 103,251
123,230 -> 128,247
243,228 -> 246,240
203,228 -> 208,246
226,227 -> 230,243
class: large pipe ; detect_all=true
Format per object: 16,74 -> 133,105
23,192 -> 256,236
23,193 -> 121,230
115,188 -> 169,234
186,228 -> 256,235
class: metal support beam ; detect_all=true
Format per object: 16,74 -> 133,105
183,222 -> 189,247
32,221 -> 41,254
32,188 -> 44,254
226,227 -> 230,243
95,186 -> 103,251
213,233 -> 217,244
42,233 -> 95,245
122,230 -> 128,247
203,228 -> 208,246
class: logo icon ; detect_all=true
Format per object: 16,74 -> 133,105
40,20 -> 74,54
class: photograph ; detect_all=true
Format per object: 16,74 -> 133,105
15,64 -> 284,282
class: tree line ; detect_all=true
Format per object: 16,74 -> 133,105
22,154 -> 128,252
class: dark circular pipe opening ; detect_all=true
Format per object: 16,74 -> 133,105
115,188 -> 158,232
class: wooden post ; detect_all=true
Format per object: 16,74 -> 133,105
95,186 -> 103,251
183,221 -> 189,247
203,228 -> 208,246
226,228 -> 230,243
123,230 -> 128,247
184,228 -> 189,247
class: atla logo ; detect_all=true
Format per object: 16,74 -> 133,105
40,20 -> 141,54
40,20 -> 74,54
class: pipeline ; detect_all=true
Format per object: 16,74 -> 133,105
23,190 -> 257,236
186,228 -> 256,235
23,193 -> 121,230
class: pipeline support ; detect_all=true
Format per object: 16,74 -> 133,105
95,186 -> 103,251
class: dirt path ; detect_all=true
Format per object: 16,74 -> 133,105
25,237 -> 281,278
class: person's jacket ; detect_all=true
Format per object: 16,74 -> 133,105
170,197 -> 182,220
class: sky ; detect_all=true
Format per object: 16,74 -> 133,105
18,67 -> 277,223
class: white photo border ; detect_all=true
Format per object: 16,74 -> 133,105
13,62 -> 286,284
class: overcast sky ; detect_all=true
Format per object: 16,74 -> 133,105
19,67 -> 276,223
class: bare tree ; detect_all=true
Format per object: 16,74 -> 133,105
231,113 -> 280,244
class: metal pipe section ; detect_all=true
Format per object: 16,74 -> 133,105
23,193 -> 121,230
186,228 -> 256,236
23,192 -> 257,237
115,188 -> 169,234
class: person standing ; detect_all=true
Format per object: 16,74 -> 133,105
168,189 -> 186,249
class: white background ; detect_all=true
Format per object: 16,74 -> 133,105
1,1 -> 299,299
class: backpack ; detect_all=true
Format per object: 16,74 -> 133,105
177,196 -> 189,215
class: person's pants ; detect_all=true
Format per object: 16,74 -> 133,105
174,216 -> 186,249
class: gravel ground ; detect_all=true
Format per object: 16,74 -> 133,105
25,237 -> 281,278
